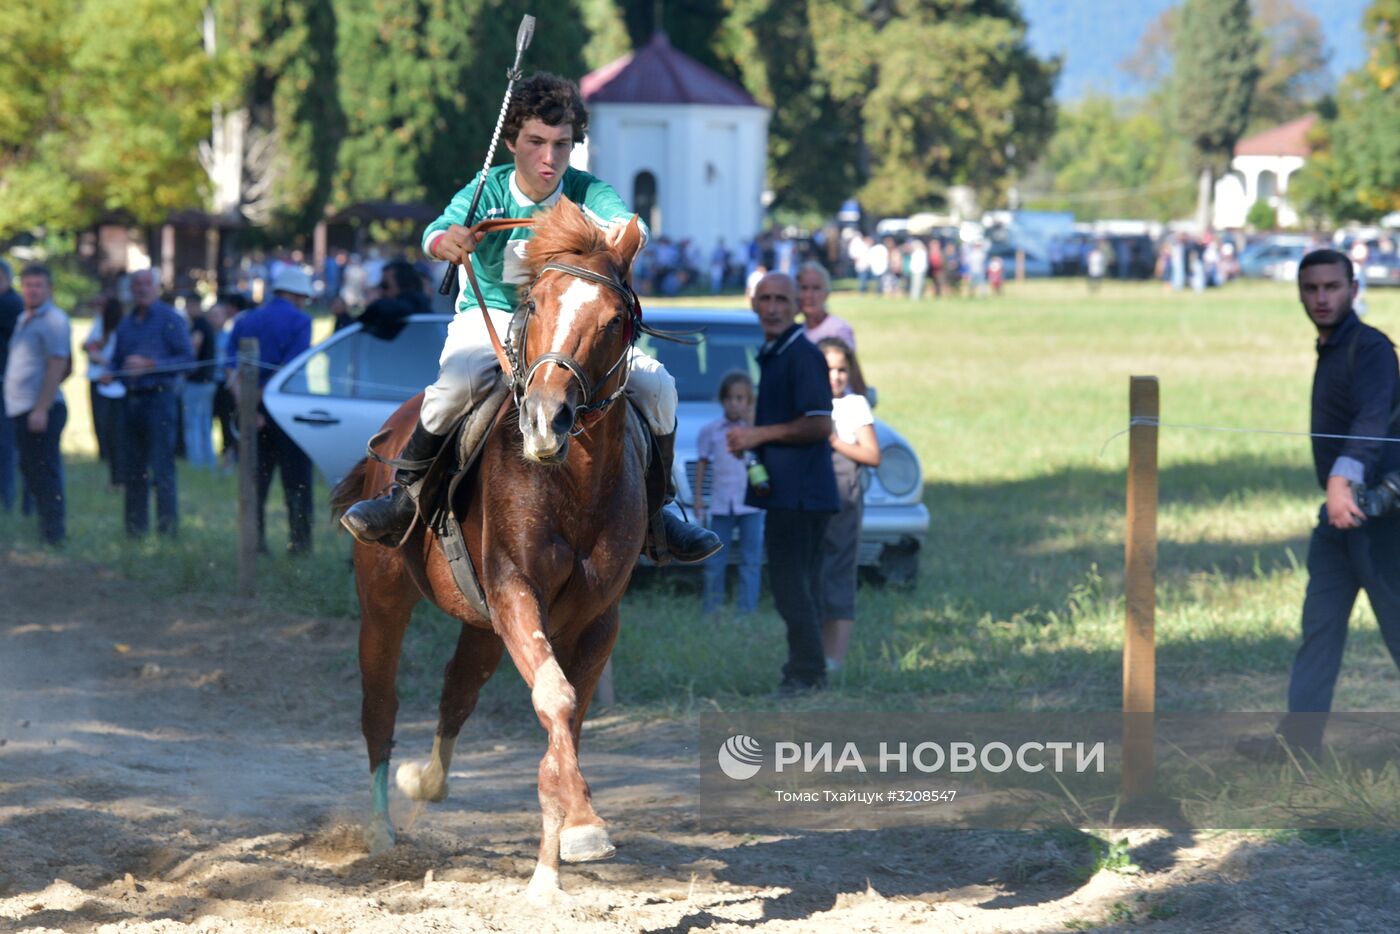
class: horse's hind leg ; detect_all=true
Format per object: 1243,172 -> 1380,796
356,542 -> 419,854
397,623 -> 504,803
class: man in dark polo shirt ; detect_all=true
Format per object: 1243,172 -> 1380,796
728,272 -> 838,692
112,269 -> 193,538
1241,249 -> 1400,759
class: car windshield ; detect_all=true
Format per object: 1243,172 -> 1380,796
636,323 -> 761,402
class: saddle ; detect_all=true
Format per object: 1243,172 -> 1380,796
366,384 -> 663,622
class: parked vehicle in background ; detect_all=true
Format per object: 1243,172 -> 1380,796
987,242 -> 1052,278
1237,236 -> 1312,279
261,309 -> 930,584
1364,250 -> 1400,287
639,308 -> 928,584
1049,232 -> 1093,276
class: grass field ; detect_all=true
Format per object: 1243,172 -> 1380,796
6,277 -> 1400,716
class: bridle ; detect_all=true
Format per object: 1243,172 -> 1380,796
511,261 -> 641,434
457,215 -> 689,438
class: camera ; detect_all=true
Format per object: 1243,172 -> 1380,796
1355,471 -> 1400,518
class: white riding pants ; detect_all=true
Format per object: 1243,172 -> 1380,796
420,306 -> 676,438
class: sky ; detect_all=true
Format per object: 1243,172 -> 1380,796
1020,0 -> 1372,100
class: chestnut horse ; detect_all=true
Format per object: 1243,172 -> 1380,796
330,199 -> 650,901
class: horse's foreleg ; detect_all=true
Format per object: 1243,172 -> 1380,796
492,591 -> 608,901
397,624 -> 504,803
356,543 -> 419,854
554,607 -> 621,864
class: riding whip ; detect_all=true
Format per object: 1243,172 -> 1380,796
437,13 -> 538,296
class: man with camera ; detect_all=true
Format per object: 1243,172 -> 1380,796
1245,249 -> 1400,758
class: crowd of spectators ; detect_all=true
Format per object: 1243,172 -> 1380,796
0,246 -> 440,553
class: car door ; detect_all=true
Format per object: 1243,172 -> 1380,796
263,317 -> 449,484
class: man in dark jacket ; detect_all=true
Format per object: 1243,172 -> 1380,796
358,260 -> 431,341
224,266 -> 315,554
1244,249 -> 1400,758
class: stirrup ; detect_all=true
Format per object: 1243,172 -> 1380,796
341,484 -> 420,547
647,507 -> 723,566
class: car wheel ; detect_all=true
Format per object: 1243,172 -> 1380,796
867,540 -> 920,588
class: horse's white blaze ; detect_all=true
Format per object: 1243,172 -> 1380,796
550,280 -> 600,356
534,401 -> 551,439
536,278 -> 600,390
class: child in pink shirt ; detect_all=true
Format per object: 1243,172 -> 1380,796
695,372 -> 764,616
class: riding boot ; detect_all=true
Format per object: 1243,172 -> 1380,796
644,429 -> 723,565
341,419 -> 448,547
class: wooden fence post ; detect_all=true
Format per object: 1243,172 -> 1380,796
237,338 -> 261,599
1123,375 -> 1158,800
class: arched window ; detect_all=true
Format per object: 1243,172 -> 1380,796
633,171 -> 659,233
1257,169 -> 1278,203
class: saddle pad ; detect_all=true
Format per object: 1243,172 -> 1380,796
429,381 -> 513,622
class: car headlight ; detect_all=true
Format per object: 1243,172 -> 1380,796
876,445 -> 920,497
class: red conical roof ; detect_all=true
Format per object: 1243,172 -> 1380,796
581,32 -> 761,108
1234,115 -> 1318,158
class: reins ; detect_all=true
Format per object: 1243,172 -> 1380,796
455,217 -> 536,381
454,216 -> 698,436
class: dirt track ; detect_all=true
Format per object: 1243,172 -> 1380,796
1,548 -> 1396,933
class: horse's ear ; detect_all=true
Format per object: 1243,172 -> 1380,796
610,215 -> 644,271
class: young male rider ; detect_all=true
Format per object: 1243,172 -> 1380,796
341,72 -> 720,564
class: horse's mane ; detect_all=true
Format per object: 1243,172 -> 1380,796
525,197 -> 621,276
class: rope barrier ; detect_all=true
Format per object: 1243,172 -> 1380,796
91,352 -> 425,399
1099,417 -> 1400,459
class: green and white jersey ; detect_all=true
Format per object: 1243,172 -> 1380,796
424,164 -> 647,313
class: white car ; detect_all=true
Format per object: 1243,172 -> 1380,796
263,308 -> 929,583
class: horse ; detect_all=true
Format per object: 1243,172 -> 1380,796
330,198 -> 651,901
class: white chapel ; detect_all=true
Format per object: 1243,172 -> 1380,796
572,32 -> 770,251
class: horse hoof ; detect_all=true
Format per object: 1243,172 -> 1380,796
396,761 -> 448,802
559,824 -> 615,863
525,864 -> 569,905
365,815 -> 396,855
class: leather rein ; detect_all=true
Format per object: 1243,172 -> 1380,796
454,218 -> 640,435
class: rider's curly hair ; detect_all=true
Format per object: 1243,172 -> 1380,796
504,72 -> 588,145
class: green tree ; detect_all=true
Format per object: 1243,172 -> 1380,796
1170,0 -> 1261,228
1125,0 -> 1328,130
850,0 -> 1058,216
620,0 -> 743,83
1250,0 -> 1331,129
724,0 -> 1057,218
719,0 -> 863,218
1245,198 -> 1278,229
0,0 -> 218,239
212,0 -> 344,241
332,0 -> 593,220
1023,97 -> 1195,222
1289,0 -> 1400,223
579,0 -> 631,71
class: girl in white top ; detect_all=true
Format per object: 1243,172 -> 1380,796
84,297 -> 128,487
815,338 -> 881,673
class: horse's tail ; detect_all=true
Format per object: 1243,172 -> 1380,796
330,458 -> 371,522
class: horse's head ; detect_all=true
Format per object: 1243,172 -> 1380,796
514,197 -> 645,464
